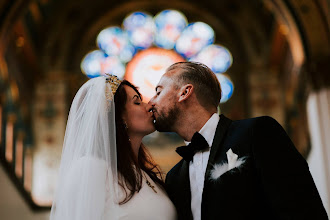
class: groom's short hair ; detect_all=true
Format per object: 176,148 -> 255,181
167,62 -> 221,109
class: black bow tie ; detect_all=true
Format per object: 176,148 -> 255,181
176,132 -> 209,162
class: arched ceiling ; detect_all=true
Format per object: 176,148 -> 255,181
1,0 -> 329,71
0,0 -> 274,70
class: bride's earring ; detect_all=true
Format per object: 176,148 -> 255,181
124,122 -> 131,142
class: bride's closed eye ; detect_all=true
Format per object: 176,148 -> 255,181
132,95 -> 142,105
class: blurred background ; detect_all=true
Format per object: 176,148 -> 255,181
0,0 -> 329,219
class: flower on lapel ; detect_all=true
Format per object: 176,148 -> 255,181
226,149 -> 238,170
210,148 -> 246,181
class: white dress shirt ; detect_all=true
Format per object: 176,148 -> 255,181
185,113 -> 220,220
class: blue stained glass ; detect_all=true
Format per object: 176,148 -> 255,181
216,73 -> 234,103
189,44 -> 233,73
123,12 -> 150,30
154,10 -> 188,49
123,12 -> 155,49
175,22 -> 215,58
100,56 -> 126,79
119,44 -> 136,63
81,9 -> 235,98
96,27 -> 135,63
81,50 -> 107,78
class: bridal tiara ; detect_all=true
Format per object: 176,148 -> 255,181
105,73 -> 122,96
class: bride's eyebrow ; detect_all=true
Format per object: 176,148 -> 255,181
132,95 -> 141,101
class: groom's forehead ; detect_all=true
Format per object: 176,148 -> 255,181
158,75 -> 176,88
160,70 -> 181,85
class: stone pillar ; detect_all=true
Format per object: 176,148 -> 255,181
248,66 -> 285,125
31,77 -> 67,206
305,58 -> 330,215
307,89 -> 330,215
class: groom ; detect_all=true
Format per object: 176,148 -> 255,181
149,62 -> 328,220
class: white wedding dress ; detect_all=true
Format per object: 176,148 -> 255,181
58,156 -> 177,220
107,170 -> 177,220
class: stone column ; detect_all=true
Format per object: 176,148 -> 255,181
306,58 -> 330,215
31,77 -> 67,206
307,89 -> 330,215
248,65 -> 285,125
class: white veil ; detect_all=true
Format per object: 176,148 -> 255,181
50,76 -> 119,220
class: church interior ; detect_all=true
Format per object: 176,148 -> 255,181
0,0 -> 329,219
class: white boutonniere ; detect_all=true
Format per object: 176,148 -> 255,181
210,148 -> 247,180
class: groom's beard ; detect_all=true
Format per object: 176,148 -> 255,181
154,104 -> 179,132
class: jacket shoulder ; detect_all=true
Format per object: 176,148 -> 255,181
166,159 -> 185,183
233,115 -> 279,127
167,159 -> 184,176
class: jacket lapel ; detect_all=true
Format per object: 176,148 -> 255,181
204,114 -> 232,179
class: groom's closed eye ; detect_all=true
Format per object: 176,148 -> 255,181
155,89 -> 162,96
155,86 -> 163,93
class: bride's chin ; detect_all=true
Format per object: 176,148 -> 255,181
143,129 -> 156,137
149,126 -> 156,134
146,125 -> 156,134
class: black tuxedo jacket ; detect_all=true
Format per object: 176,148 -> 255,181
166,115 -> 328,220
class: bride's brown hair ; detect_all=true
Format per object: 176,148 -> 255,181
114,80 -> 164,204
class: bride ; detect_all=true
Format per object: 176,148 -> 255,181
50,74 -> 177,220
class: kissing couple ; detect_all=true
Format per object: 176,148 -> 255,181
50,62 -> 327,220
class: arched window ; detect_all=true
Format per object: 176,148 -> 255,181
81,10 -> 234,103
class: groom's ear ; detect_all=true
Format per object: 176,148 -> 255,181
178,84 -> 194,103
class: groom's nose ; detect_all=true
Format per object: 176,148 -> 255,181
145,103 -> 153,112
148,96 -> 155,105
